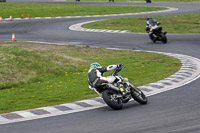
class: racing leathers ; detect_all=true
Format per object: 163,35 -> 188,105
146,19 -> 159,33
88,64 -> 120,92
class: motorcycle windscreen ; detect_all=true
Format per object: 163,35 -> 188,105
149,20 -> 156,26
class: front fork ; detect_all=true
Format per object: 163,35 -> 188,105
130,84 -> 142,95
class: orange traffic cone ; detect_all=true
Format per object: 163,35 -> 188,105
21,14 -> 24,20
12,33 -> 16,41
9,15 -> 13,21
0,16 -> 3,21
28,14 -> 30,20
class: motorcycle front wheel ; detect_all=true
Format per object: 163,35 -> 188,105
146,0 -> 151,3
102,89 -> 123,110
160,32 -> 167,44
130,87 -> 148,104
149,34 -> 156,43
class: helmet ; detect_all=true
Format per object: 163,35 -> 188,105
147,16 -> 152,20
90,62 -> 101,69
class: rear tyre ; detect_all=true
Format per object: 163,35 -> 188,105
130,87 -> 148,104
102,89 -> 123,110
160,33 -> 167,44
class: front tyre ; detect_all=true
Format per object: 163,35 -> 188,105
130,87 -> 148,104
146,0 -> 151,3
149,34 -> 156,43
102,89 -> 123,110
160,32 -> 167,44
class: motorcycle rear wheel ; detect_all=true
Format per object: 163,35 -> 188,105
102,89 -> 123,110
130,87 -> 148,104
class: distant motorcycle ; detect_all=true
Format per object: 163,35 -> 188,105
94,64 -> 148,110
149,22 -> 167,44
146,0 -> 151,3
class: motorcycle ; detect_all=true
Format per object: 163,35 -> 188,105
149,23 -> 167,44
94,64 -> 148,110
146,0 -> 151,3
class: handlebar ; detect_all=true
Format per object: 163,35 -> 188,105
117,64 -> 124,71
112,64 -> 124,76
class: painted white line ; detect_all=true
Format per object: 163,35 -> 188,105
13,111 -> 36,118
60,103 -> 83,110
0,104 -> 106,125
1,6 -> 178,23
45,17 -> 52,19
147,73 -> 200,97
35,17 -> 41,19
68,7 -> 178,34
81,100 -> 103,105
69,20 -> 130,33
14,18 -> 21,20
140,85 -> 158,90
0,116 -> 9,121
38,107 -> 62,113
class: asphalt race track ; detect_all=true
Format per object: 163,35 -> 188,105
0,1 -> 200,133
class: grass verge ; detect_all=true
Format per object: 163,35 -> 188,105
0,42 -> 181,113
83,13 -> 200,34
0,2 -> 166,18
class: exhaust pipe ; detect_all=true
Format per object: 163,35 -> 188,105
106,84 -> 120,91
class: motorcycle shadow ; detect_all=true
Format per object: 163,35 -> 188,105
148,41 -> 168,44
102,100 -> 149,111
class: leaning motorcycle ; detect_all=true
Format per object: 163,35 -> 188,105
94,64 -> 148,110
146,0 -> 151,3
149,23 -> 167,44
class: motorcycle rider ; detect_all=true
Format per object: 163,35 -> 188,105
145,16 -> 159,33
88,62 -> 126,95
145,16 -> 160,42
146,0 -> 151,3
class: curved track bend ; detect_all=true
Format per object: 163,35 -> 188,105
0,1 -> 200,133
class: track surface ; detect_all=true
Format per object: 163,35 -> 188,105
0,1 -> 200,133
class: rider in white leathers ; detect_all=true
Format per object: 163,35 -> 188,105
145,16 -> 159,34
88,62 -> 124,95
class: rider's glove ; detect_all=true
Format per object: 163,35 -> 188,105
146,27 -> 149,32
117,64 -> 122,68
116,64 -> 121,70
116,64 -> 123,72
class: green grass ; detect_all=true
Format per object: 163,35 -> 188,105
0,42 -> 181,113
0,2 -> 166,18
83,13 -> 200,34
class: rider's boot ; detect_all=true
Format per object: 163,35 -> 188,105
119,84 -> 127,95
